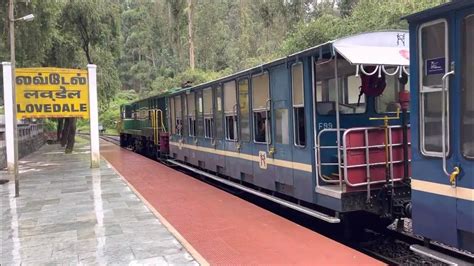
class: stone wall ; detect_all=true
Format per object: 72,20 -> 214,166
0,124 -> 46,169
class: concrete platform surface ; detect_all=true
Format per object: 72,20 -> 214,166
0,138 -> 198,265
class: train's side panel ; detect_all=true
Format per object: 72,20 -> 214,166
293,58 -> 316,203
408,1 -> 474,252
167,58 -> 318,204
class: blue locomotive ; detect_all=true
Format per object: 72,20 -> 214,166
119,0 -> 474,257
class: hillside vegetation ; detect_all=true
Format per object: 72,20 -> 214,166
0,0 -> 447,130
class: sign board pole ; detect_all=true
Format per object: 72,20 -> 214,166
87,64 -> 100,168
2,62 -> 19,196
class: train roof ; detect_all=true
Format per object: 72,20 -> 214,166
403,0 -> 474,22
167,30 -> 409,96
126,30 -> 409,103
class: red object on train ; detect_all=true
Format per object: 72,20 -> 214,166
343,128 -> 411,186
399,90 -> 410,110
159,132 -> 169,154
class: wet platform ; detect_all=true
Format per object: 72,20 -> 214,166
101,140 -> 383,265
0,138 -> 198,265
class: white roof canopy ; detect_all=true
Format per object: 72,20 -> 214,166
333,31 -> 410,66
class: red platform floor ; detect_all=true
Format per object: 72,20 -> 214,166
100,140 -> 383,265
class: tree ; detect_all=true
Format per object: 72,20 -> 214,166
57,0 -> 121,153
187,0 -> 195,70
279,0 -> 449,55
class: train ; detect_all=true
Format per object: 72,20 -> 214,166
119,0 -> 473,257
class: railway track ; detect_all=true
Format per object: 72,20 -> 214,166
99,134 -> 120,145
101,137 -> 472,265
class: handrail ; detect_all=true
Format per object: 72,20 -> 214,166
265,98 -> 272,154
157,109 -> 166,133
316,128 -> 346,185
441,71 -> 454,177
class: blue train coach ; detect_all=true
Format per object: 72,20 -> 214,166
405,0 -> 474,253
164,30 -> 412,224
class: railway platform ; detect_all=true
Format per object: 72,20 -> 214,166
0,137 -> 382,265
101,139 -> 382,265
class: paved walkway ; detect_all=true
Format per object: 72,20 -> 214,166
0,138 -> 198,265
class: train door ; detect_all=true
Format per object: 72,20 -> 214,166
414,16 -> 460,245
314,58 -> 342,188
454,8 -> 474,250
414,13 -> 474,249
251,72 -> 275,190
213,85 -> 226,172
270,64 -> 294,195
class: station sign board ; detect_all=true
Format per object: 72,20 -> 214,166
15,67 -> 89,119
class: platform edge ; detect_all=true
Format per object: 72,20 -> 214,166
101,153 -> 210,266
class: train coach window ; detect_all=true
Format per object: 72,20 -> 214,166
419,20 -> 448,156
316,76 -> 365,114
224,81 -> 237,141
197,91 -> 204,137
252,73 -> 271,144
203,88 -> 214,139
292,63 -> 306,147
187,92 -> 196,137
215,86 -> 224,139
175,96 -> 183,136
239,79 -> 250,141
170,98 -> 176,134
315,59 -> 365,115
462,15 -> 474,159
276,109 -> 289,144
376,71 -> 410,113
124,105 -> 132,119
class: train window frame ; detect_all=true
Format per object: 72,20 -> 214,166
252,72 -> 271,144
169,98 -> 176,135
275,108 -> 289,145
315,59 -> 367,116
215,85 -> 224,139
461,14 -> 474,160
175,95 -> 183,136
418,19 -> 449,158
224,81 -> 238,141
203,87 -> 214,139
375,69 -> 410,114
238,78 -> 251,142
292,62 -> 306,148
187,91 -> 197,137
196,90 -> 204,137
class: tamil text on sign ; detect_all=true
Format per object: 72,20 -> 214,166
16,68 -> 89,119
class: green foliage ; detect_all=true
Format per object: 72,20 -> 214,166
0,0 -> 451,132
279,0 -> 449,55
150,68 -> 231,97
43,119 -> 58,132
99,90 -> 138,130
59,0 -> 122,109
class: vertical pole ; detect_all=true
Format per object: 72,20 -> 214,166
8,0 -> 19,197
3,62 -> 15,174
88,64 -> 100,168
333,53 -> 342,188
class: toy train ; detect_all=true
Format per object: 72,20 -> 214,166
120,1 -> 473,255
